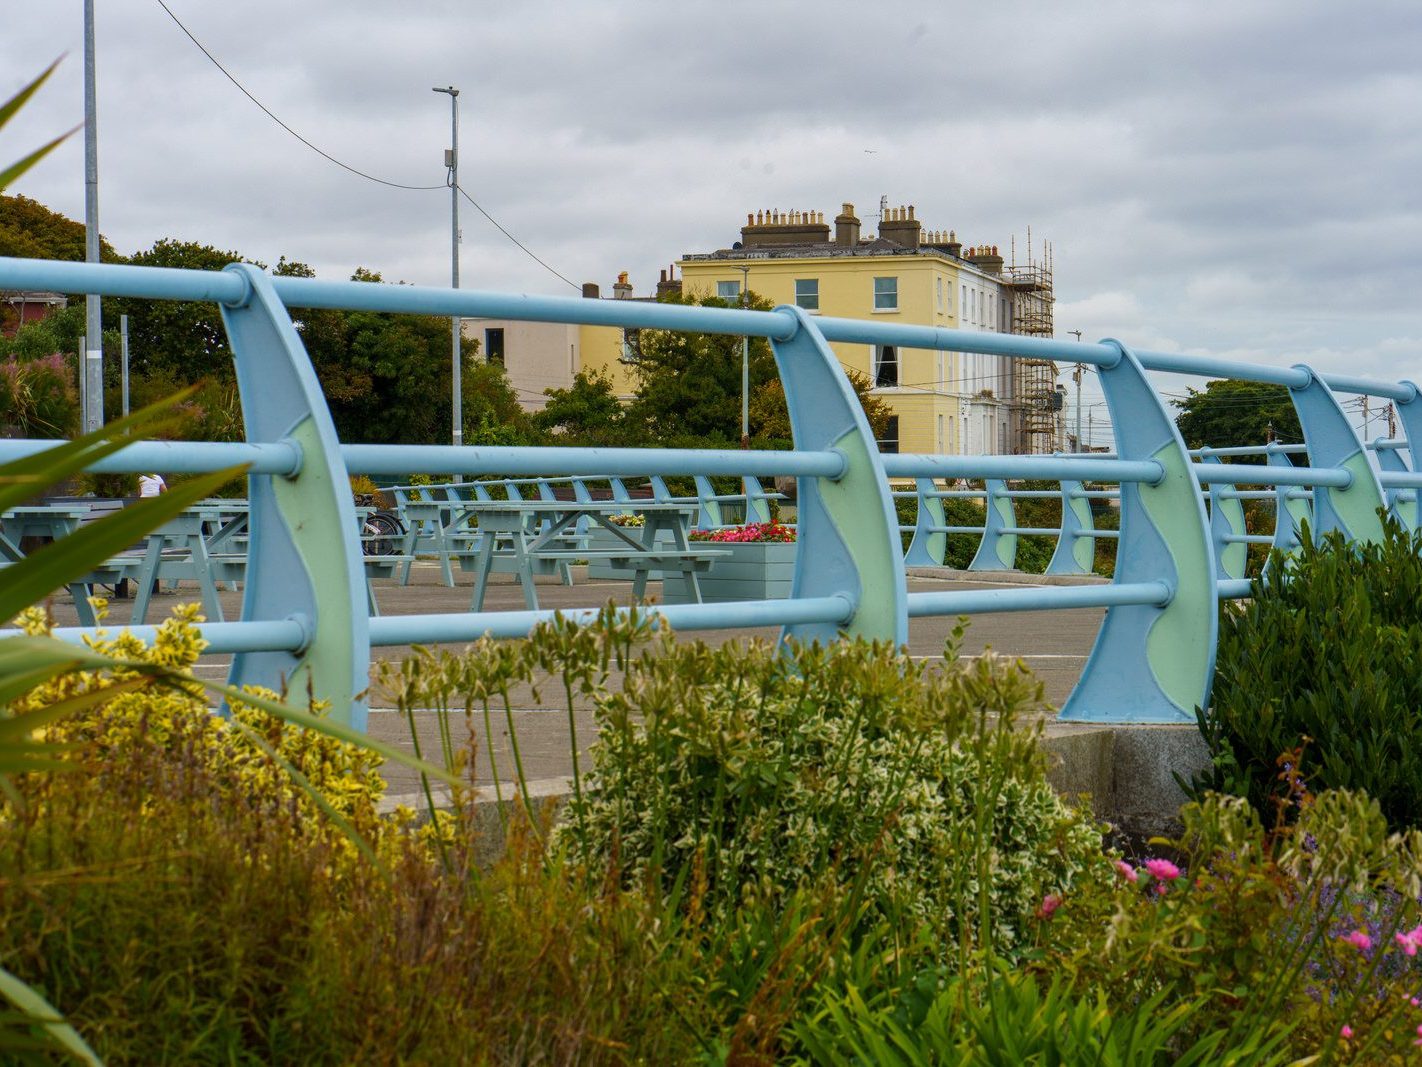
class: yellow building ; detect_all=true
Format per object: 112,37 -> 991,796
658,203 -> 1061,455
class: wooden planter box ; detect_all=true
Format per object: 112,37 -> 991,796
662,541 -> 797,604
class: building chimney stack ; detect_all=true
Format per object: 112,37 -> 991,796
581,282 -> 600,299
613,272 -> 634,299
835,202 -> 861,247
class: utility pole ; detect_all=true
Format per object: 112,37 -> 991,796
432,86 -> 461,467
1068,330 -> 1083,451
83,0 -> 103,432
738,264 -> 750,448
1388,403 -> 1397,438
120,314 -> 129,417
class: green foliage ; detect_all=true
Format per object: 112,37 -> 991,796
0,350 -> 78,438
794,969 -> 1260,1065
1192,516 -> 1422,831
106,239 -> 260,384
625,289 -> 780,445
0,194 -> 117,266
535,368 -> 629,445
1173,378 -> 1302,451
749,369 -> 894,448
553,625 -> 1108,951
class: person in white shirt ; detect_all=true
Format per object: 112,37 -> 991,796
138,473 -> 167,498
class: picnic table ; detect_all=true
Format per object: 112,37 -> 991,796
460,499 -> 726,611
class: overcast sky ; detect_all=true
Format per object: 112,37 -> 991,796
5,1 -> 1421,442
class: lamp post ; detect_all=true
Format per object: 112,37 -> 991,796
83,0 -> 103,432
432,86 -> 461,464
738,264 -> 750,449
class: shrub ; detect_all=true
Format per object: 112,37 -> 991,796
1191,516 -> 1422,831
554,624 -> 1109,953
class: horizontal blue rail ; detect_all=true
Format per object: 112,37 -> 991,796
1,252 -> 1416,728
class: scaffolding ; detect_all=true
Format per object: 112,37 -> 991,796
1003,233 -> 1061,454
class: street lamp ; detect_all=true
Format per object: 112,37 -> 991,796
432,86 -> 461,462
738,264 -> 750,449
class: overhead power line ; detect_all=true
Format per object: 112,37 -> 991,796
457,184 -> 579,292
156,1 -> 579,290
157,0 -> 442,191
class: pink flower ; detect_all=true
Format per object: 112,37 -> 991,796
1036,893 -> 1062,920
1397,930 -> 1421,957
1343,930 -> 1373,952
1144,858 -> 1181,881
1411,996 -> 1420,1008
1341,1025 -> 1354,1039
1415,1023 -> 1422,1047
1153,882 -> 1168,896
1114,860 -> 1139,883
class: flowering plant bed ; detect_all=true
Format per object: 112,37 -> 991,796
690,520 -> 795,543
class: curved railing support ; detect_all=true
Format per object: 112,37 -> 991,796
770,307 -> 905,644
1203,455 -> 1249,580
967,479 -> 1016,570
1288,364 -> 1385,543
903,477 -> 947,566
1046,480 -> 1096,575
1389,380 -> 1422,529
219,265 -> 368,727
1060,340 -> 1215,725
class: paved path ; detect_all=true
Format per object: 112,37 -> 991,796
40,563 -> 1106,798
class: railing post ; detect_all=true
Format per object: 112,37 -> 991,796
1060,339 -> 1215,724
1372,438 -> 1416,529
1389,381 -> 1422,530
218,264 -> 367,727
968,478 -> 1016,570
903,477 -> 946,566
1046,479 -> 1096,575
1287,364 -> 1385,543
769,306 -> 904,645
1202,455 -> 1248,581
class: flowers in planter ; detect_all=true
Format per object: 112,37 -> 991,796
607,513 -> 645,528
691,521 -> 796,543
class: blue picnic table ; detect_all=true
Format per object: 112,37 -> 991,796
459,498 -> 726,611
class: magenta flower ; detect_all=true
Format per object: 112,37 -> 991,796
1341,1025 -> 1354,1039
1114,860 -> 1139,883
1414,1023 -> 1422,1047
1342,930 -> 1373,952
1411,996 -> 1420,1008
1397,930 -> 1421,957
1036,893 -> 1062,920
1144,858 -> 1181,881
1153,882 -> 1168,896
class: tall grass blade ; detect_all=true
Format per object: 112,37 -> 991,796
0,964 -> 101,1065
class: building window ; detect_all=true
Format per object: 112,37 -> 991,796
877,415 -> 900,454
873,276 -> 898,311
484,327 -> 505,366
936,276 -> 943,312
873,344 -> 899,388
619,328 -> 642,364
716,280 -> 742,305
794,278 -> 819,311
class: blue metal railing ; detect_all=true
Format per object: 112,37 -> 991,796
0,253 -> 1416,728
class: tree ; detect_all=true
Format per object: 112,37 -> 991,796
1173,379 -> 1302,451
0,193 -> 119,264
298,268 -> 532,446
748,370 -> 894,448
624,289 -> 779,447
535,369 -> 628,446
106,238 -> 262,383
